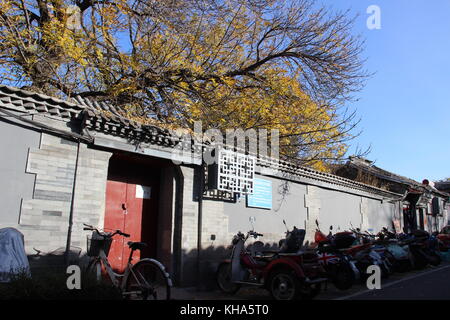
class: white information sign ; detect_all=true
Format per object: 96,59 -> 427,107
136,185 -> 151,199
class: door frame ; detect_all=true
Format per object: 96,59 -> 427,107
102,152 -> 179,274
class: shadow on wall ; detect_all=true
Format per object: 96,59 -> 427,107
27,243 -> 290,291
27,246 -> 88,276
26,245 -> 232,290
180,241 -> 280,290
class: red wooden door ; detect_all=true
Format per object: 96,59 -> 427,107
104,179 -> 158,272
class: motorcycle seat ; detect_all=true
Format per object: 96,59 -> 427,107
255,254 -> 277,261
278,252 -> 301,256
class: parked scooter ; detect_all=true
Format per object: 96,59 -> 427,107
376,227 -> 412,273
349,228 -> 392,279
313,221 -> 359,291
277,222 -> 327,299
398,230 -> 441,269
216,225 -> 326,300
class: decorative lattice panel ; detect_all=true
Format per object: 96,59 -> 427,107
216,149 -> 255,194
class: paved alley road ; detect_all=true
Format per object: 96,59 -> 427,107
339,263 -> 450,300
171,262 -> 450,300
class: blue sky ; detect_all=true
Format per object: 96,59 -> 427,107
322,0 -> 450,182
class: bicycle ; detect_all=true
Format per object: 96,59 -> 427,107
83,223 -> 172,300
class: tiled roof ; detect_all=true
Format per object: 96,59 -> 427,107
0,84 -> 179,147
71,95 -> 179,147
0,84 -> 406,198
435,181 -> 450,194
257,157 -> 403,198
345,157 -> 449,197
0,85 -> 84,119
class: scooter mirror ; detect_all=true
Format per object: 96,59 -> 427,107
315,219 -> 319,227
329,225 -> 333,230
249,216 -> 256,230
283,219 -> 289,231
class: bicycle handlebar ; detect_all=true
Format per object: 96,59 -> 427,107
83,223 -> 130,238
117,231 -> 130,238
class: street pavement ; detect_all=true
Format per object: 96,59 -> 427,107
171,262 -> 450,300
341,263 -> 450,300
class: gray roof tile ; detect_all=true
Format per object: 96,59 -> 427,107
0,84 -> 410,198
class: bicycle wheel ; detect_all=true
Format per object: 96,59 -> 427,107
124,259 -> 171,300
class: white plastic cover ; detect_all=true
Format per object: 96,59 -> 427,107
0,228 -> 31,282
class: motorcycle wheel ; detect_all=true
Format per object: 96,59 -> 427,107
412,253 -> 428,270
332,264 -> 355,291
268,269 -> 301,301
428,252 -> 441,266
384,251 -> 397,271
380,263 -> 390,279
216,263 -> 241,294
396,259 -> 411,273
355,262 -> 370,282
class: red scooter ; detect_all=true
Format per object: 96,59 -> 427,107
216,227 -> 327,300
313,221 -> 360,290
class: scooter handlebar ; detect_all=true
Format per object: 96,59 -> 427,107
249,231 -> 263,238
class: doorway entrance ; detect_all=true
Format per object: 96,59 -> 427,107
104,154 -> 161,272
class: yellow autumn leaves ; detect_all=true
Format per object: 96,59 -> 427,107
0,0 -> 363,171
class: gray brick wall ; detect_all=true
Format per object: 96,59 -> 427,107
178,166 -> 198,286
178,166 -> 235,288
19,133 -> 77,251
17,128 -> 112,254
70,144 -> 112,250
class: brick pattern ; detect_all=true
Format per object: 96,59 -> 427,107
70,144 -> 112,250
360,197 -> 371,232
19,133 -> 77,251
17,119 -> 112,254
304,185 -> 321,242
180,166 -> 198,253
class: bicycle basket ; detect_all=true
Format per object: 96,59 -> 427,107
86,233 -> 112,257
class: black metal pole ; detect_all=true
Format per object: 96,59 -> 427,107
64,111 -> 87,266
65,139 -> 81,266
196,165 -> 204,291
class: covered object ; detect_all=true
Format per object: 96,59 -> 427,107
0,228 -> 31,282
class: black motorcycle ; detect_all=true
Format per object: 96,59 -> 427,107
398,230 -> 441,269
314,222 -> 359,291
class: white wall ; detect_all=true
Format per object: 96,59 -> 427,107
317,188 -> 362,232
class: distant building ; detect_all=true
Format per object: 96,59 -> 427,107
334,157 -> 449,233
435,180 -> 450,194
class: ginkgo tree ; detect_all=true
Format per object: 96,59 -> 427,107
0,0 -> 368,171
